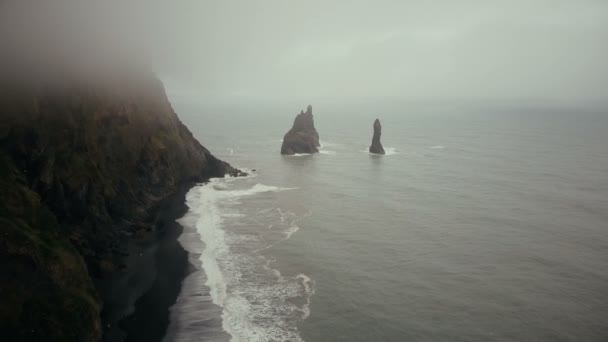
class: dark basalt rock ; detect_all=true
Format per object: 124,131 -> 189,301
0,74 -> 242,341
369,118 -> 385,155
280,105 -> 320,155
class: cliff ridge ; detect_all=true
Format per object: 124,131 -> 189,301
0,75 -> 240,341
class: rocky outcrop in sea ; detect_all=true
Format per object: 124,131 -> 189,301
369,118 -> 385,155
281,105 -> 320,155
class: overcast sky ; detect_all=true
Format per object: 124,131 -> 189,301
2,0 -> 608,105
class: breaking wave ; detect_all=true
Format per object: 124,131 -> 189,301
362,147 -> 399,155
178,178 -> 314,341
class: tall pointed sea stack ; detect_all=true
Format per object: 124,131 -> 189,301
369,118 -> 386,155
280,105 -> 320,155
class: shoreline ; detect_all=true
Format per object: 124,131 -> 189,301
97,185 -> 194,342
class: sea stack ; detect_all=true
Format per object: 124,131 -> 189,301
369,118 -> 386,155
280,105 -> 320,155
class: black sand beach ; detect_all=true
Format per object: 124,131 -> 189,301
98,186 -> 193,342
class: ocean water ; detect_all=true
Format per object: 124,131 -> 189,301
166,99 -> 608,341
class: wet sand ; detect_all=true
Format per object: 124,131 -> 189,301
98,186 -> 193,342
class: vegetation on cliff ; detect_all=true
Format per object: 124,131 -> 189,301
0,75 -> 239,341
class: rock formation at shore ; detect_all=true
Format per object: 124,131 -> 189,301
0,74 -> 241,341
281,105 -> 320,155
369,118 -> 386,155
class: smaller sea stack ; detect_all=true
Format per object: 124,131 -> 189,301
369,118 -> 385,155
281,105 -> 320,155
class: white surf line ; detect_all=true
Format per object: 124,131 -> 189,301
185,178 -> 310,342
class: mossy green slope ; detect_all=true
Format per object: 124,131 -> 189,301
0,76 -> 238,341
0,153 -> 102,341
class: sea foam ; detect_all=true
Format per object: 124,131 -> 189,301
384,147 -> 399,155
363,147 -> 399,155
179,178 -> 313,342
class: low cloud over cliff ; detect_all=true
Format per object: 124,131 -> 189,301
2,0 -> 607,105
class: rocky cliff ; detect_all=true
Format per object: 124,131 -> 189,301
369,118 -> 385,155
0,75 -> 240,341
280,105 -> 320,155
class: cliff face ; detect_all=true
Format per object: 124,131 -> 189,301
0,76 -> 239,341
280,105 -> 320,155
369,118 -> 385,155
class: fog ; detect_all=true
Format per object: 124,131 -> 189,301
2,0 -> 607,106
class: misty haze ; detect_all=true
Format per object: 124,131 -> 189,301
1,1 -> 607,342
